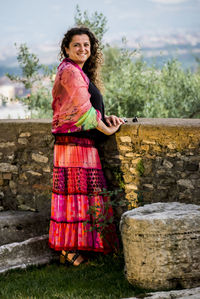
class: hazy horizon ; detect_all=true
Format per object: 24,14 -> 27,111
0,0 -> 200,68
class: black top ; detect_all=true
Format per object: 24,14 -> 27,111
68,81 -> 108,143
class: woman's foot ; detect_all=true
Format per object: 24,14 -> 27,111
61,250 -> 85,266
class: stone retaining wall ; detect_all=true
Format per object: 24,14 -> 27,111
0,120 -> 53,215
100,118 -> 200,208
0,118 -> 200,215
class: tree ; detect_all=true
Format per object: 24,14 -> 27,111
6,5 -> 107,119
142,59 -> 200,118
6,6 -> 200,119
74,4 -> 108,45
6,43 -> 56,118
74,8 -> 200,119
7,43 -> 42,89
102,45 -> 200,119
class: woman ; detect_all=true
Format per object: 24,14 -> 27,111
49,27 -> 124,266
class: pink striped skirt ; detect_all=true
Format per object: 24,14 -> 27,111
49,135 -> 118,253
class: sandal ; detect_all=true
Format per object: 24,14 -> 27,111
60,251 -> 86,266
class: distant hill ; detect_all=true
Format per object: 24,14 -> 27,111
140,51 -> 200,72
0,66 -> 22,77
139,42 -> 200,71
0,64 -> 56,78
0,44 -> 199,78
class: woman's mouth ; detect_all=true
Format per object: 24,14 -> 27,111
78,53 -> 87,57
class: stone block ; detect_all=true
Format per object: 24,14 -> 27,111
0,142 -> 15,148
177,179 -> 194,189
32,153 -> 48,163
163,159 -> 173,169
126,287 -> 200,299
18,138 -> 28,145
125,152 -> 134,157
125,183 -> 138,191
3,173 -> 12,180
118,145 -> 132,152
0,211 -> 50,246
119,136 -> 132,143
140,145 -> 150,151
0,235 -> 57,273
19,132 -> 31,137
27,170 -> 42,176
0,163 -> 18,173
43,165 -> 51,173
120,202 -> 200,291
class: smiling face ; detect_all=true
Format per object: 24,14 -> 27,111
65,34 -> 91,68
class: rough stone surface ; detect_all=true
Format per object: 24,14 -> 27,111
120,136 -> 132,143
0,119 -> 200,213
120,202 -> 200,291
0,142 -> 15,148
0,163 -> 18,173
99,118 -> 200,207
0,120 -> 53,213
0,211 -> 50,246
18,138 -> 28,145
0,235 -> 57,273
124,287 -> 200,299
19,132 -> 31,138
27,170 -> 42,176
32,153 -> 48,163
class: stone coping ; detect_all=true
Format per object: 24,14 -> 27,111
121,202 -> 200,220
0,118 -> 200,127
120,202 -> 200,234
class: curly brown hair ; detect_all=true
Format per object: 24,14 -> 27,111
60,26 -> 104,92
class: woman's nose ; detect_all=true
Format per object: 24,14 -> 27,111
79,45 -> 85,51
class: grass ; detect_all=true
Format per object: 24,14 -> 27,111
0,252 -> 144,299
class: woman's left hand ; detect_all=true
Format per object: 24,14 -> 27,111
104,115 -> 125,127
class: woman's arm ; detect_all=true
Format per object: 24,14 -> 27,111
96,119 -> 121,135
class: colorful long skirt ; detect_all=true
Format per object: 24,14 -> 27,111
49,135 -> 118,253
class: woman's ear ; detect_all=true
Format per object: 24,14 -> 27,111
65,47 -> 69,55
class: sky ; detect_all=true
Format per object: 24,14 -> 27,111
1,0 -> 200,65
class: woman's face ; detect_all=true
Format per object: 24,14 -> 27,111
65,34 -> 91,68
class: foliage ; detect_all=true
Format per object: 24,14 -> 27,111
6,43 -> 41,89
22,86 -> 53,119
83,188 -> 129,251
102,46 -> 200,118
74,4 -> 108,45
105,165 -> 125,190
142,59 -> 200,118
102,43 -> 147,117
0,94 -> 8,106
6,43 -> 55,118
6,6 -> 108,118
136,159 -> 145,177
6,6 -> 200,119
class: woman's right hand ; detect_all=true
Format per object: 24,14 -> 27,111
96,120 -> 122,135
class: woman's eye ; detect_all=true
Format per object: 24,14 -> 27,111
73,43 -> 90,47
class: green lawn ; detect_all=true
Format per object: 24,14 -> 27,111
0,253 -> 144,299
